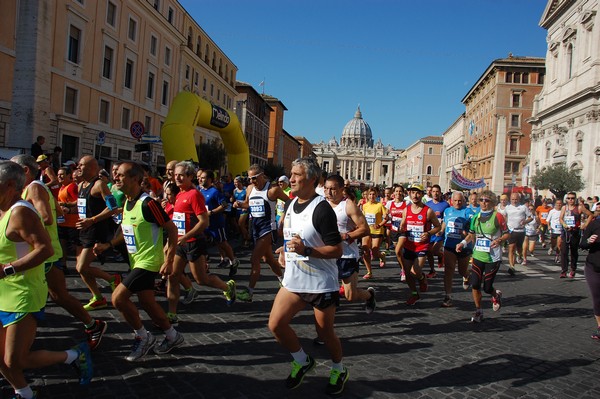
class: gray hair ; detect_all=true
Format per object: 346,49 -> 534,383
291,157 -> 321,188
0,161 -> 27,191
451,191 -> 465,202
11,154 -> 39,177
248,164 -> 264,175
175,161 -> 197,177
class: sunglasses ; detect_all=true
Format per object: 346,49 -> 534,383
566,197 -> 576,200
479,198 -> 492,203
249,173 -> 263,181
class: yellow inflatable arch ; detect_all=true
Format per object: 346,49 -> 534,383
160,91 -> 250,176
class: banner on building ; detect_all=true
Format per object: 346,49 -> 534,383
451,167 -> 486,190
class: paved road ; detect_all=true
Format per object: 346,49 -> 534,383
3,241 -> 600,398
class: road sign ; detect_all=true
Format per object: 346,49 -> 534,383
130,121 -> 145,140
97,131 -> 106,145
141,135 -> 162,143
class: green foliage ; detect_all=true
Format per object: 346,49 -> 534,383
196,141 -> 227,171
530,164 -> 585,199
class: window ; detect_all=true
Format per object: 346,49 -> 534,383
194,72 -> 199,87
511,115 -> 520,127
576,132 -> 584,153
147,72 -> 155,98
64,86 -> 78,115
150,35 -> 157,56
506,72 -> 512,83
121,107 -> 130,129
162,81 -> 169,106
106,2 -> 117,26
128,18 -> 137,41
509,137 -> 518,154
95,145 -> 112,159
102,46 -> 113,79
185,65 -> 190,80
61,135 -> 79,163
145,116 -> 152,133
153,0 -> 160,10
196,36 -> 201,56
210,83 -> 214,96
99,100 -> 110,124
514,73 -> 521,84
512,93 -> 521,107
504,161 -> 520,174
203,78 -> 207,91
567,44 -> 574,79
167,7 -> 174,23
426,165 -> 433,175
118,149 -> 132,160
382,165 -> 388,175
217,89 -> 220,101
522,72 -> 529,84
428,147 -> 433,155
538,72 -> 545,85
68,25 -> 81,64
164,47 -> 171,66
124,59 -> 134,89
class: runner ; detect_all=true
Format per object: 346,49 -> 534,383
523,203 -> 540,260
425,185 -> 450,278
232,176 -> 251,248
505,193 -> 533,274
456,190 -> 509,323
361,187 -> 387,279
559,192 -> 593,278
0,161 -> 93,399
93,162 -> 184,361
388,185 -> 407,282
546,199 -> 564,263
276,175 -> 292,226
580,211 -> 600,340
536,198 -> 553,248
268,157 -> 348,395
57,166 -> 81,271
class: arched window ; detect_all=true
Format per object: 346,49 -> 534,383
426,165 -> 433,175
196,36 -> 201,57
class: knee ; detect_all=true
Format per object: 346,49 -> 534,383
111,291 -> 127,310
268,318 -> 284,337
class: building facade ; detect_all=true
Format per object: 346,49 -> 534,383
294,136 -> 314,159
262,94 -> 287,166
314,107 -> 402,187
281,130 -> 301,174
1,0 -> 237,172
529,0 -> 600,198
404,136 -> 443,187
234,82 -> 271,166
461,56 -> 545,193
440,114 -> 466,190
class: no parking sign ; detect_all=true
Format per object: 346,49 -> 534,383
130,121 -> 145,141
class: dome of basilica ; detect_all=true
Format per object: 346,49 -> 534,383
340,106 -> 373,148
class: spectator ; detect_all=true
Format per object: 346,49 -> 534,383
31,135 -> 45,158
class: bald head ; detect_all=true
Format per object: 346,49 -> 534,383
78,155 -> 99,181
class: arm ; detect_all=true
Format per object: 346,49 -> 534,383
269,185 -> 290,204
422,208 -> 441,241
77,180 -> 118,229
44,168 -> 59,188
233,184 -> 252,209
345,200 -> 370,242
580,203 -> 593,230
161,220 -> 178,275
26,183 -> 53,225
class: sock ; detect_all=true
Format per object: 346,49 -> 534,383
164,326 -> 177,341
64,349 -> 78,364
14,387 -> 34,399
134,327 -> 148,339
331,361 -> 344,372
84,320 -> 96,329
291,348 -> 309,365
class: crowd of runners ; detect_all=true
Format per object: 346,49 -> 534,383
1,153 -> 599,398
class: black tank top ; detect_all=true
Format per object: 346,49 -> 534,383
79,177 -> 111,243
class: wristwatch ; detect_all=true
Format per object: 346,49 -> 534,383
304,247 -> 313,257
3,263 -> 16,276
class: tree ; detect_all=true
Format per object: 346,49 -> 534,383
196,141 -> 227,171
263,162 -> 286,182
530,164 -> 585,199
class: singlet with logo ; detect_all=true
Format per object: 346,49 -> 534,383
23,180 -> 62,262
387,200 -> 406,232
233,187 -> 248,215
58,182 -> 79,228
563,206 -> 581,230
282,195 -> 340,293
78,177 -> 111,242
403,204 -> 432,252
173,188 -> 206,242
0,200 -> 48,313
443,206 -> 475,249
331,199 -> 359,259
546,209 -> 563,234
525,214 -> 539,236
249,181 -> 277,232
426,200 -> 449,243
536,205 -> 552,226
362,201 -> 385,235
469,211 -> 508,263
200,185 -> 226,229
505,204 -> 530,233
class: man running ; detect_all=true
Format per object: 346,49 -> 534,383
536,198 -> 553,248
505,193 -> 533,275
559,192 -> 592,278
425,185 -> 449,278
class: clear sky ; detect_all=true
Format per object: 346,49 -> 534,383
179,0 -> 549,149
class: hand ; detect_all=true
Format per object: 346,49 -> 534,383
456,243 -> 463,253
177,235 -> 187,246
160,259 -> 174,276
491,239 -> 501,248
275,246 -> 286,267
93,242 -> 110,257
588,234 -> 598,244
286,235 -> 304,254
419,232 -> 430,243
76,217 -> 95,230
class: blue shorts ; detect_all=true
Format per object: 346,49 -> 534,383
0,308 -> 46,327
336,258 -> 360,280
254,229 -> 277,244
206,227 -> 228,243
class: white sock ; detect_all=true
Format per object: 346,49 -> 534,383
14,387 -> 34,399
164,326 -> 177,341
291,348 -> 308,365
64,349 -> 78,364
331,361 -> 344,372
134,327 -> 148,339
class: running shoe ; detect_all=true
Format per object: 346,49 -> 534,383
224,280 -> 236,306
522,259 -> 528,266
217,259 -> 229,269
325,367 -> 349,395
516,255 -> 523,264
462,276 -> 471,290
110,274 -> 122,292
507,266 -> 516,276
569,270 -> 576,278
338,284 -> 345,297
559,272 -> 567,278
126,333 -> 156,362
167,312 -> 179,326
83,297 -> 107,311
180,288 -> 199,305
441,296 -> 453,308
312,337 -> 325,346
154,331 -> 185,354
85,319 -> 107,351
542,242 -> 547,248
591,328 -> 600,341
400,270 -> 406,282
471,310 -> 483,323
70,341 -> 93,385
426,271 -> 437,278
379,259 -> 386,268
362,272 -> 372,280
365,287 -> 376,314
237,287 -> 253,302
229,258 -> 240,278
492,290 -> 502,312
418,276 -> 428,292
406,293 -> 420,306
286,355 -> 316,389
555,254 -> 561,264
548,248 -> 553,255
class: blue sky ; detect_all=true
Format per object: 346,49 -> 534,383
179,0 -> 549,149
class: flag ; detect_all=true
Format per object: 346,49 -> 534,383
259,80 -> 265,87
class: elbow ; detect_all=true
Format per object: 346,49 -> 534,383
333,244 -> 343,258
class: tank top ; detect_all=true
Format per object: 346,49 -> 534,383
282,196 -> 338,293
564,206 -> 581,229
23,180 -> 62,262
58,182 -> 79,228
249,181 -> 276,232
332,199 -> 359,259
404,204 -> 431,252
0,201 -> 48,312
78,177 -> 111,242
388,200 -> 406,232
122,193 -> 164,272
362,201 -> 385,235
471,211 -> 503,263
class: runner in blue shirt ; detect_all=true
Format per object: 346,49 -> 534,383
425,185 -> 450,278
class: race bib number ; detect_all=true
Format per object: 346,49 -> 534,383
249,198 -> 266,218
77,198 -> 87,219
283,228 -> 308,261
172,212 -> 186,236
564,215 -> 575,227
391,216 -> 402,231
121,224 -> 137,254
407,224 -> 424,242
446,220 -> 463,237
541,212 -> 548,220
475,238 -> 491,253
365,213 -> 376,226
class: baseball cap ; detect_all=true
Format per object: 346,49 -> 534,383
36,154 -> 48,163
408,183 -> 424,192
63,160 -> 76,167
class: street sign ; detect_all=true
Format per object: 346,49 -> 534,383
130,121 -> 145,140
141,135 -> 162,143
97,131 -> 106,145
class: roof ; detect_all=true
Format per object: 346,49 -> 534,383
261,94 -> 288,110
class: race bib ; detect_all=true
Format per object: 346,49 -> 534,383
407,224 -> 424,241
121,224 -> 137,254
564,215 -> 575,227
172,212 -> 186,236
283,228 -> 308,261
541,212 -> 548,220
446,220 -> 463,237
475,237 -> 491,253
77,198 -> 87,219
365,213 -> 376,226
391,216 -> 402,231
249,198 -> 266,218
